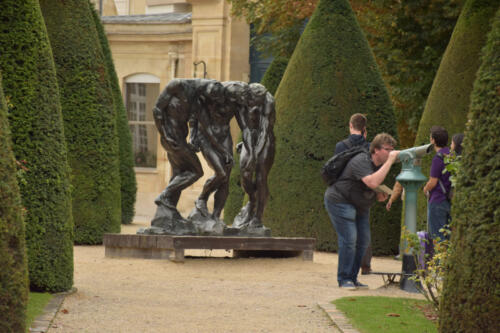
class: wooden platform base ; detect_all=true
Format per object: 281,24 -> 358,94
103,234 -> 316,262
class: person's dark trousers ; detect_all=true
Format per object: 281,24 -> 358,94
428,200 -> 451,241
361,245 -> 372,274
324,198 -> 370,284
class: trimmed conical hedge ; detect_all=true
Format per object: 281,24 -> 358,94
439,7 -> 500,331
0,0 -> 74,292
263,0 -> 401,253
260,57 -> 290,96
0,76 -> 29,333
40,0 -> 121,244
90,3 -> 137,225
413,0 -> 498,229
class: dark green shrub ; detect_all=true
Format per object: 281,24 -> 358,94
260,57 -> 290,95
40,0 -> 121,244
0,0 -> 74,292
439,7 -> 500,331
90,3 -> 137,225
413,0 -> 498,230
264,0 -> 400,253
353,0 -> 463,147
0,76 -> 29,333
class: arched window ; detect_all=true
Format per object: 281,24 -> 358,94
125,73 -> 160,169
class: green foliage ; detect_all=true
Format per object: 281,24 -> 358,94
413,0 -> 498,231
443,153 -> 461,186
90,3 -> 137,224
260,57 -> 290,95
0,77 -> 29,333
333,296 -> 437,332
402,226 -> 451,312
231,0 -> 462,145
439,6 -> 500,331
228,0 -> 315,57
264,0 -> 400,254
0,0 -> 74,292
354,0 -> 463,146
40,0 -> 122,244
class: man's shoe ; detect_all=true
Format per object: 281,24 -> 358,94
339,281 -> 357,290
354,281 -> 369,289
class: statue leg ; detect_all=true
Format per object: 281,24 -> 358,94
156,150 -> 203,209
197,141 -> 230,215
253,143 -> 274,223
211,136 -> 233,218
212,163 -> 232,218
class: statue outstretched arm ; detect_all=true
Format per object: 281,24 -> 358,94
188,114 -> 201,152
152,81 -> 187,150
234,106 -> 253,156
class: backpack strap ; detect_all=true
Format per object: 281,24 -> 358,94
438,179 -> 447,195
435,152 -> 450,197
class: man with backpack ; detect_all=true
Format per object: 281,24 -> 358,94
324,133 -> 399,290
334,114 -> 372,275
334,113 -> 370,154
422,126 -> 452,241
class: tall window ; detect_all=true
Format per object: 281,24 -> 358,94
126,79 -> 159,168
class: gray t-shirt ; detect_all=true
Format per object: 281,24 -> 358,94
324,152 -> 377,214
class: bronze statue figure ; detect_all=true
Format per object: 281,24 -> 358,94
191,81 -> 234,219
233,83 -> 275,231
138,79 -> 275,237
141,79 -> 215,235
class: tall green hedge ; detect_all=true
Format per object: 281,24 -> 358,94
0,76 -> 29,333
90,3 -> 137,225
413,0 -> 498,230
263,0 -> 401,253
40,0 -> 121,244
0,0 -> 74,292
260,57 -> 290,96
439,8 -> 500,331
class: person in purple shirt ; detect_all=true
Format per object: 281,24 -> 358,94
422,126 -> 452,241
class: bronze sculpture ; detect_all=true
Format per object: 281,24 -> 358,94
138,79 -> 275,237
233,83 -> 275,232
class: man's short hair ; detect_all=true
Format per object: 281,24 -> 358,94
350,113 -> 367,131
430,126 -> 448,148
370,133 -> 397,154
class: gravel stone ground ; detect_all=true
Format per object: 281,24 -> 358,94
48,222 -> 424,333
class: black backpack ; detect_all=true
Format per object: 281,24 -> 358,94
321,141 -> 368,186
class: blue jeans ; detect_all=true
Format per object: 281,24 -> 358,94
324,199 -> 370,284
428,200 -> 451,241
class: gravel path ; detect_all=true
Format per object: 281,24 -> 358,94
48,222 -> 424,333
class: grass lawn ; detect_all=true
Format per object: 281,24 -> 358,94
333,296 -> 437,333
26,292 -> 53,331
